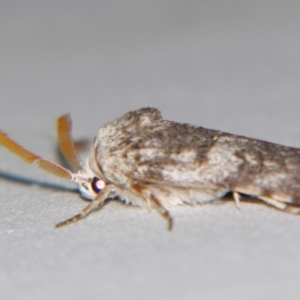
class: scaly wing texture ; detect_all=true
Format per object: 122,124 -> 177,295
94,107 -> 300,206
93,108 -> 231,204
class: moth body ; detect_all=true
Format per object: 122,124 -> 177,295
81,108 -> 300,220
1,107 -> 300,230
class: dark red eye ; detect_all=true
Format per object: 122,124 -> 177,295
91,177 -> 105,193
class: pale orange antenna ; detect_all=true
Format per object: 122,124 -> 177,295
0,131 -> 73,180
73,140 -> 89,152
57,114 -> 81,172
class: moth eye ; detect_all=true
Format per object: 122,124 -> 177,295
91,177 -> 105,193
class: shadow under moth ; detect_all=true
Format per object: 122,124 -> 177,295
1,107 -> 300,230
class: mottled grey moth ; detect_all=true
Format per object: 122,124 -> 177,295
1,107 -> 300,230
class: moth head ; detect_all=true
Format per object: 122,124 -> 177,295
78,176 -> 106,200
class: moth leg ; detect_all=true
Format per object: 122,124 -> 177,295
284,205 -> 300,214
131,183 -> 173,230
233,191 -> 241,210
259,196 -> 300,214
55,186 -> 112,228
233,187 -> 292,212
149,195 -> 173,231
55,203 -> 95,228
258,196 -> 288,210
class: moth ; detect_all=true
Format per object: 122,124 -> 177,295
1,107 -> 300,230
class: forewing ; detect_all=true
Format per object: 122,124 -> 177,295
119,122 -> 223,188
95,107 -> 300,207
116,119 -> 300,205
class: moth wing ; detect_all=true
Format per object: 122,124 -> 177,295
96,107 -> 300,211
109,123 -> 232,205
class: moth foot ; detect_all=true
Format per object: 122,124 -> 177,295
163,211 -> 173,231
233,191 -> 241,210
55,213 -> 83,228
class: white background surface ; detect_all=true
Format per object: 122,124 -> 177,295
1,1 -> 300,299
